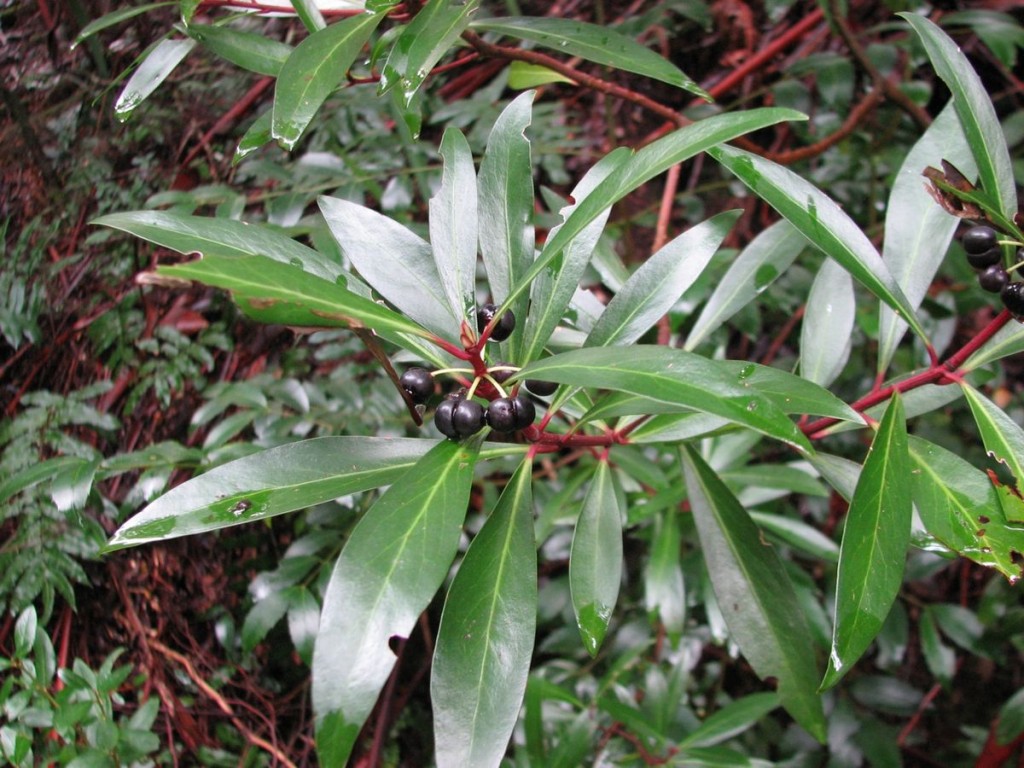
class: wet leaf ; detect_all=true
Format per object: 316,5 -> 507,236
962,383 -> 1024,492
115,38 -> 196,122
822,395 -> 911,690
313,439 -> 479,766
570,461 -> 624,655
188,24 -> 293,75
800,258 -> 854,386
429,128 -> 478,324
106,437 -> 435,549
432,459 -> 536,768
678,692 -> 780,748
682,446 -> 826,742
643,509 -> 685,640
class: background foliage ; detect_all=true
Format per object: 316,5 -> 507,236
3,0 -> 1024,766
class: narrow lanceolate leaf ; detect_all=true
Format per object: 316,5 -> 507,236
73,2 -> 174,48
962,383 -> 1024,492
507,109 -> 806,311
470,17 -> 710,100
585,210 -> 740,347
877,104 -> 974,373
716,361 -> 863,424
430,128 -> 478,323
236,109 -> 272,162
678,692 -> 780,748
105,437 -> 435,549
51,458 -> 99,514
508,61 -> 574,89
570,461 -> 624,656
115,38 -> 196,122
517,347 -> 813,452
521,148 -> 630,364
319,196 -> 458,339
187,24 -> 293,76
432,459 -> 536,768
685,219 -> 806,350
901,13 -> 1018,220
682,446 -> 826,742
478,91 -> 535,347
92,210 -> 343,282
643,509 -> 685,640
313,439 -> 480,767
272,12 -> 385,150
800,258 -> 854,387
157,253 -> 429,338
708,144 -> 928,343
908,437 -> 1024,584
379,0 -> 480,105
822,394 -> 911,690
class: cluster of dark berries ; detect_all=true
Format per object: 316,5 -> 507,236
477,303 -> 515,342
962,225 -> 1024,315
433,392 -> 538,439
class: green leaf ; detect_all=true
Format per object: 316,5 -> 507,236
877,104 -> 974,373
918,607 -> 955,689
236,109 -> 272,162
517,347 -> 813,452
13,607 -> 37,660
92,210 -> 343,282
507,61 -> 574,89
996,688 -> 1024,745
909,436 -> 1024,583
115,38 -> 196,122
287,586 -> 321,665
157,252 -> 430,339
520,148 -> 630,364
431,459 -> 536,768
242,591 -> 289,655
943,10 -> 1024,69
962,383 -> 1024,492
681,446 -> 826,742
643,509 -> 685,640
748,511 -> 839,563
429,128 -> 478,324
272,12 -> 385,150
478,91 -> 535,352
685,219 -> 805,351
800,258 -> 853,386
0,456 -> 84,507
901,13 -> 1018,220
678,692 -> 780,748
585,210 -> 740,347
510,109 -> 806,311
319,196 -> 457,339
289,0 -> 326,33
708,144 -> 928,343
72,2 -> 174,47
379,0 -> 480,106
717,361 -> 862,424
313,439 -> 479,766
964,321 -> 1024,372
51,458 -> 99,514
105,437 -> 435,549
822,394 -> 911,690
187,24 -> 293,76
471,17 -> 710,100
570,461 -> 624,655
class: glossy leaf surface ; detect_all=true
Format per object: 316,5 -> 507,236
822,395 -> 911,690
708,144 -> 927,342
380,0 -> 480,106
901,13 -> 1018,219
115,38 -> 196,122
157,252 -> 429,338
272,12 -> 384,150
570,460 -> 624,655
685,220 -> 805,350
432,459 -> 536,768
313,439 -> 479,766
429,128 -> 478,323
92,210 -> 343,282
188,24 -> 292,75
585,211 -> 740,347
471,17 -> 709,99
106,437 -> 435,549
519,347 -> 812,451
678,692 -> 780,748
682,446 -> 826,742
800,258 -> 853,387
877,104 -> 973,372
319,196 -> 457,339
73,2 -> 173,47
909,436 -> 1024,583
643,509 -> 685,640
509,108 -> 806,310
962,383 -> 1024,492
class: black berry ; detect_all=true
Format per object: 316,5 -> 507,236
400,367 -> 433,403
1002,282 -> 1024,316
434,397 -> 460,439
485,395 -> 536,433
967,246 -> 1002,270
525,379 -> 557,396
963,225 -> 998,255
451,399 -> 486,437
477,303 -> 515,342
979,266 -> 1009,293
489,362 -> 516,384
